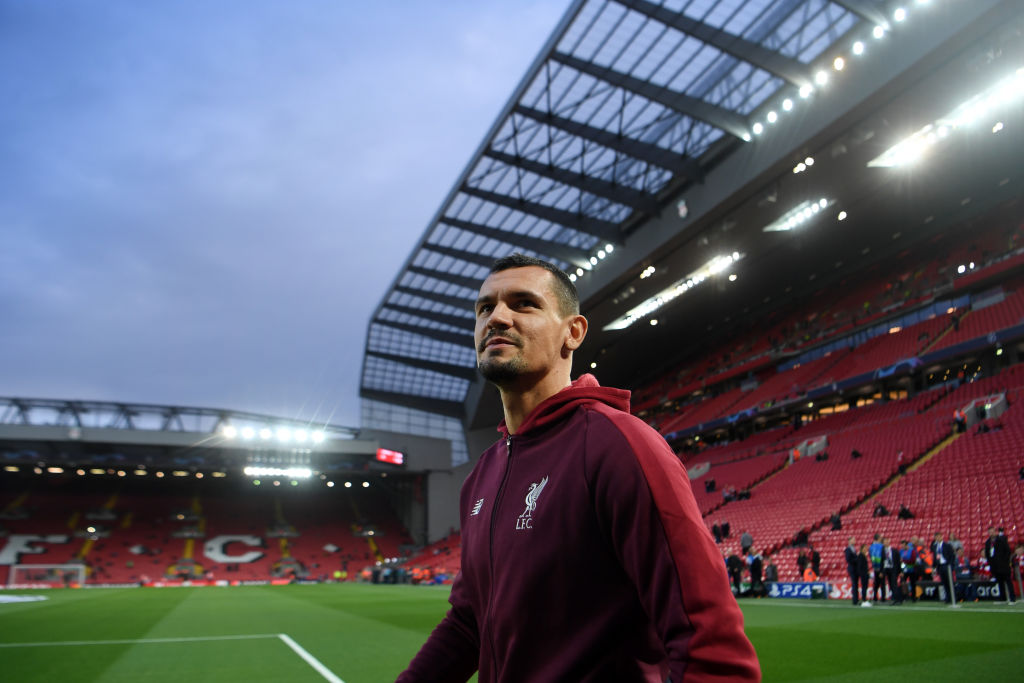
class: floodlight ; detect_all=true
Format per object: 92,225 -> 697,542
873,25 -> 885,39
742,132 -> 752,142
728,274 -> 737,282
362,481 -> 370,488
589,256 -> 598,265
590,362 -> 597,369
783,98 -> 793,111
605,244 -> 614,253
259,427 -> 272,440
327,481 -> 334,487
992,121 -> 1003,133
893,8 -> 906,22
311,430 -> 325,443
815,71 -> 828,86
597,250 -> 606,259
752,122 -> 764,135
294,429 -> 308,443
344,481 -> 352,488
838,211 -> 848,221
957,264 -> 966,274
805,157 -> 814,166
852,41 -> 865,56
576,268 -> 584,276
241,426 -> 255,440
833,57 -> 845,71
222,425 -> 237,439
276,427 -> 292,442
799,85 -> 813,99
767,111 -> 778,124
569,274 -> 577,282
650,319 -> 658,326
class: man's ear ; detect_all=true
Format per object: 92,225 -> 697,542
565,314 -> 588,351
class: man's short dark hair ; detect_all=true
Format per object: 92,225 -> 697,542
489,253 -> 579,316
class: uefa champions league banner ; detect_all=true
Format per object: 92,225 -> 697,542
767,582 -> 830,599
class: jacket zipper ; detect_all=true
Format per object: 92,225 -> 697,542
486,435 -> 514,682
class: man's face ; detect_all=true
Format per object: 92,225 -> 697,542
474,266 -> 578,387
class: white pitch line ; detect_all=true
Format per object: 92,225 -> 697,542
0,634 -> 281,648
278,633 -> 346,683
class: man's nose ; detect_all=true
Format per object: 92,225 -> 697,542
487,301 -> 513,327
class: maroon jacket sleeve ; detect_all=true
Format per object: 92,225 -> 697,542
395,570 -> 479,682
590,408 -> 761,682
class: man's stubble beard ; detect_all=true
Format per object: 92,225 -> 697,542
477,353 -> 527,387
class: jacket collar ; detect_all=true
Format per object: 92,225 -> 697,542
497,374 -> 630,438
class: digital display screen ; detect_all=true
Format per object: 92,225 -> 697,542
375,448 -> 404,466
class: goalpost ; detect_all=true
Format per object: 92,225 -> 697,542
8,564 -> 88,587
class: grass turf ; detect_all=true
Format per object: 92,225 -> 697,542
0,584 -> 1021,682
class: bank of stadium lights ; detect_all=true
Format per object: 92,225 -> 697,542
868,67 -> 1024,168
605,252 -> 743,330
744,2 -> 951,143
221,424 -> 325,445
762,198 -> 833,233
243,466 -> 313,479
793,156 -> 815,174
569,244 -> 614,282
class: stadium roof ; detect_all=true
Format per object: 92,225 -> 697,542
363,0 -> 1022,430
362,0 -> 883,415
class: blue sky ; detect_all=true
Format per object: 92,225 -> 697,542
0,0 -> 568,427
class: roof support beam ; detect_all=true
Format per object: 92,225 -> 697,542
827,0 -> 890,27
439,216 -> 589,266
483,148 -> 660,214
372,319 -> 471,348
551,51 -> 751,139
460,185 -> 622,245
366,350 -> 477,382
359,388 -> 464,419
394,285 -> 475,311
407,265 -> 483,291
616,0 -> 814,89
422,243 -> 501,269
382,303 -> 474,332
513,104 -> 702,180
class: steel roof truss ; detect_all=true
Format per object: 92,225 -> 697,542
407,264 -> 483,292
460,185 -> 622,245
483,148 -> 660,214
616,0 -> 814,89
394,285 -> 475,311
372,319 -> 471,348
439,216 -> 590,266
422,243 -> 501,269
513,104 -> 702,180
383,303 -> 474,332
551,51 -> 752,139
366,350 -> 477,382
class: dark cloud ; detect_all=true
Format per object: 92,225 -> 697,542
0,0 -> 567,425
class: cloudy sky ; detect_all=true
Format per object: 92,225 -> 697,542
0,0 -> 568,428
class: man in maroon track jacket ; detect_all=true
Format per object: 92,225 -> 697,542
397,254 -> 760,682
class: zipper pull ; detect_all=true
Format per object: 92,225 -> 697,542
506,435 -> 512,453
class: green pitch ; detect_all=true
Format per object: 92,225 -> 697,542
0,585 -> 1021,682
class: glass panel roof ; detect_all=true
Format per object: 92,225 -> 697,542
361,0 -> 876,413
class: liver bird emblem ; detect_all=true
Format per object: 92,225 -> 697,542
523,476 -> 549,515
